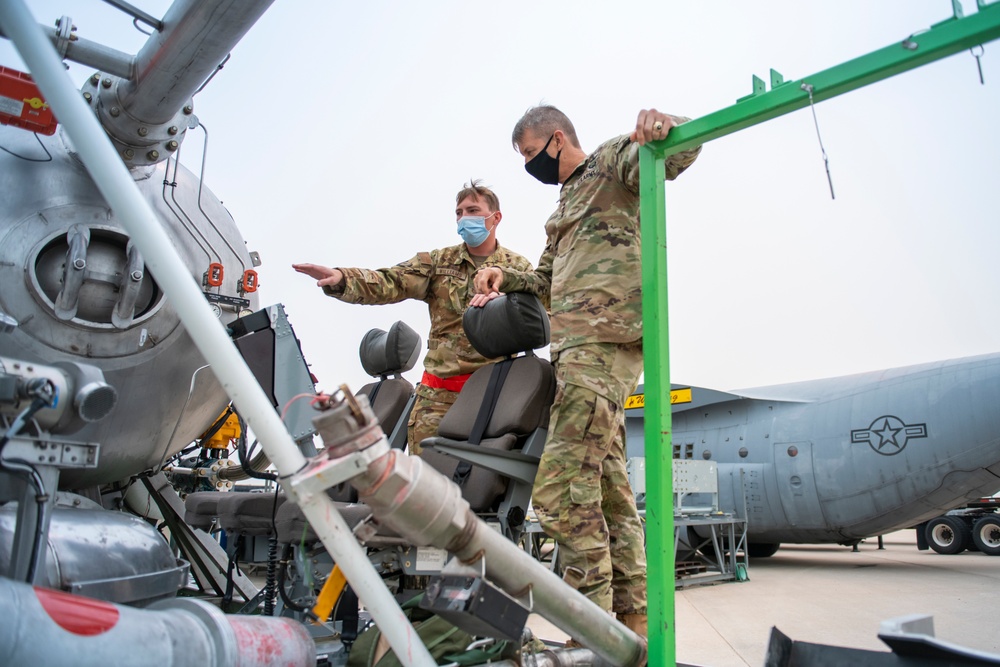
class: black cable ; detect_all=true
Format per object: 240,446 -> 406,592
1,392 -> 56,583
263,486 -> 281,616
222,533 -> 244,608
3,457 -> 49,583
264,535 -> 278,616
276,543 -> 314,616
0,133 -> 53,162
237,415 -> 277,482
0,383 -> 55,452
198,405 -> 234,447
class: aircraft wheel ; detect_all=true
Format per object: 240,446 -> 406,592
925,516 -> 970,555
746,543 -> 780,558
971,516 -> 1000,556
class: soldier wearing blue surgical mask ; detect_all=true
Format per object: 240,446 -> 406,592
293,180 -> 533,456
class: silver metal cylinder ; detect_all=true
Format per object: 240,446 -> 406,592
0,356 -> 117,434
0,576 -> 316,666
354,452 -> 646,667
0,23 -> 134,78
121,0 -> 274,123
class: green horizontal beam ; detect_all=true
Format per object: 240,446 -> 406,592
651,0 -> 1000,158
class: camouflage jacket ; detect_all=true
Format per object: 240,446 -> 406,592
498,131 -> 701,353
324,242 -> 533,379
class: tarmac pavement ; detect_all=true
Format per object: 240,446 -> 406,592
529,529 -> 1000,666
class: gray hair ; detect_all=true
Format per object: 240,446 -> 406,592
511,105 -> 581,151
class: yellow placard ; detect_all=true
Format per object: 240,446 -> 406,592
624,388 -> 692,410
671,387 -> 692,404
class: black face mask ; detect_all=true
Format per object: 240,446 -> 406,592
524,133 -> 561,185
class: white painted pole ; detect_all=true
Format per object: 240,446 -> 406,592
0,4 -> 434,665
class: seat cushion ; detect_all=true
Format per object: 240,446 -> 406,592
437,356 -> 554,440
275,500 -> 373,544
359,320 -> 421,376
217,491 -> 286,536
462,292 -> 549,359
422,433 -> 519,512
184,491 -> 224,531
358,377 -> 413,438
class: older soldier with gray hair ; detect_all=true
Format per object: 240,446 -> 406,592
472,106 -> 701,643
295,180 -> 532,456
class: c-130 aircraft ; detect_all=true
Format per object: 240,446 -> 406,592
626,352 -> 1000,557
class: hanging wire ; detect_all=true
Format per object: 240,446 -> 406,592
800,82 -> 835,200
971,45 -> 985,85
0,133 -> 53,162
132,17 -> 153,36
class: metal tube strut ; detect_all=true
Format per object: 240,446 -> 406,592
0,3 -> 436,665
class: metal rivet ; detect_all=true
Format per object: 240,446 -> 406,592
110,106 -> 120,117
137,126 -> 148,137
102,77 -> 112,88
90,73 -> 100,85
166,140 -> 178,151
82,92 -> 92,101
147,150 -> 159,160
183,104 -> 193,114
167,126 -> 178,135
123,148 -> 134,159
130,270 -> 143,281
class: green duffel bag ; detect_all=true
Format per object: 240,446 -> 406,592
347,594 -> 507,667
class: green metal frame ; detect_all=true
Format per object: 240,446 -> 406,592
639,2 -> 1000,664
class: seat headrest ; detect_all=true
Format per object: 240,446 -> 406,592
359,320 -> 422,377
462,292 -> 549,359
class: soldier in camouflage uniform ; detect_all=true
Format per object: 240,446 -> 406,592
472,106 -> 701,638
294,181 -> 533,456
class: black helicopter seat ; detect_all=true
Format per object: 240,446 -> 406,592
270,320 -> 421,542
355,320 -> 421,451
186,320 -> 421,535
184,491 -> 224,531
419,292 -> 554,539
275,294 -> 553,546
217,491 -> 287,537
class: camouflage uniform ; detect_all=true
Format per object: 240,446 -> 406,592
497,133 -> 701,614
324,242 -> 533,455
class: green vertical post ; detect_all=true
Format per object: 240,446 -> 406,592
639,145 -> 674,666
638,5 -> 1000,665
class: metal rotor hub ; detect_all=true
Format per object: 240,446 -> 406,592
82,72 -> 195,166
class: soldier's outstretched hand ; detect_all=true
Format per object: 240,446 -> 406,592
292,263 -> 344,289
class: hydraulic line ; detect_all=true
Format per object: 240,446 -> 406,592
1,388 -> 57,583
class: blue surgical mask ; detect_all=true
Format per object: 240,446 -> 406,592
457,213 -> 494,247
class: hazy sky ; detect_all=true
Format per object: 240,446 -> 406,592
3,0 -> 998,395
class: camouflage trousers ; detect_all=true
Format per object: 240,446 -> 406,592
406,384 -> 459,457
532,341 -> 646,615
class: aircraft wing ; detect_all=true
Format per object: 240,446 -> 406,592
625,383 -> 812,416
